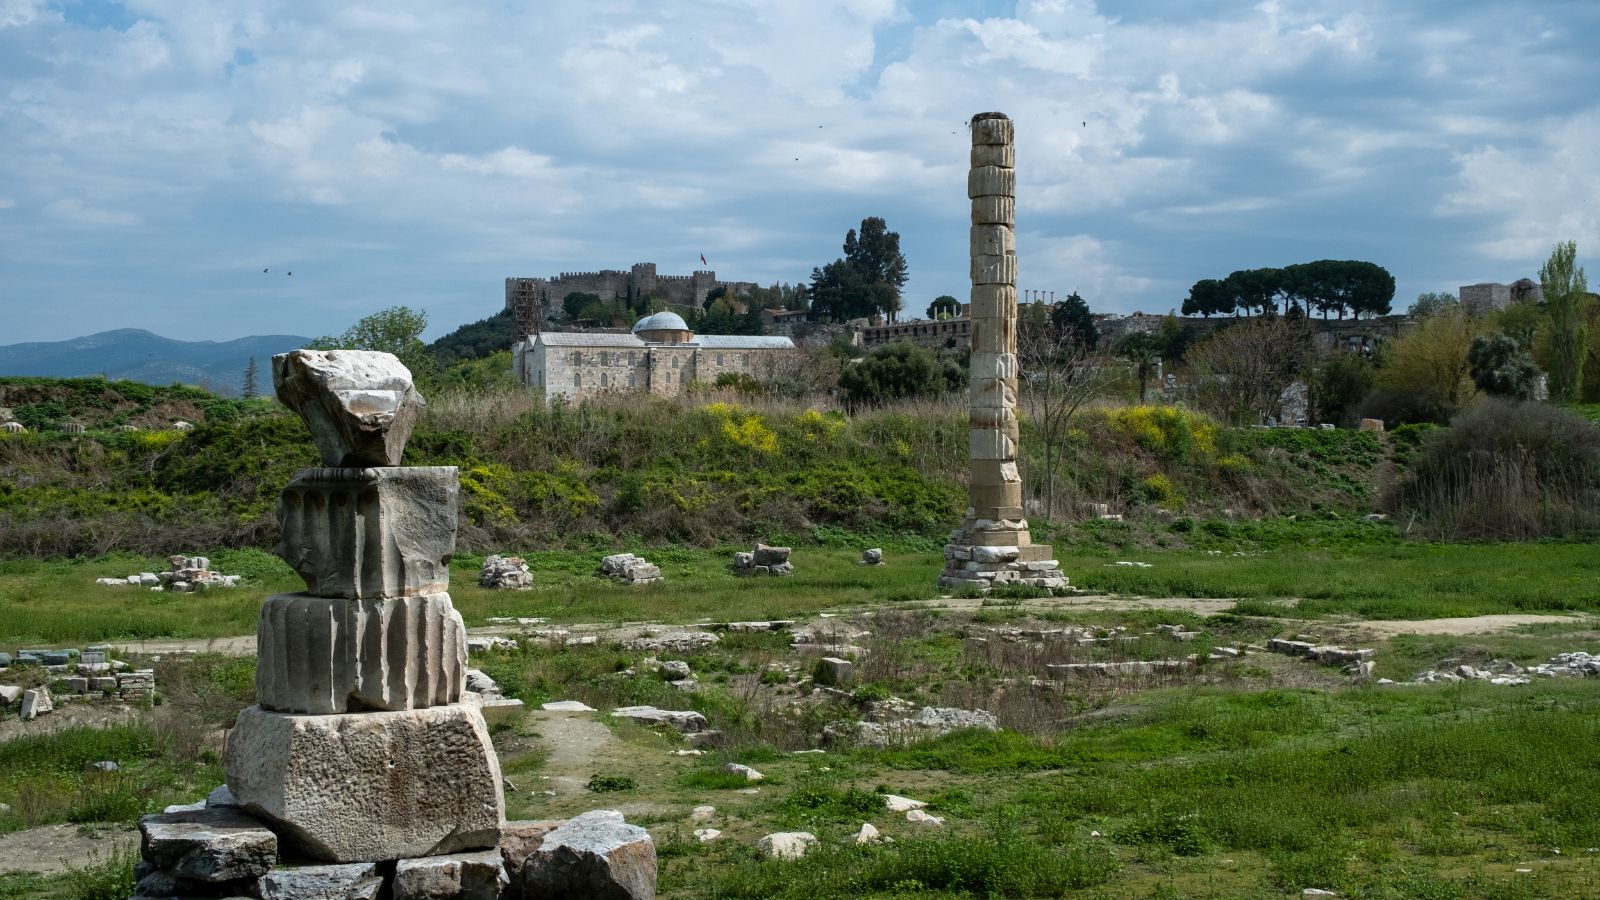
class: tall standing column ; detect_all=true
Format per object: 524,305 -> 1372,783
939,112 -> 1069,593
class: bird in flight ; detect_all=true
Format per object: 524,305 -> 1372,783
262,268 -> 269,273
286,272 -> 293,277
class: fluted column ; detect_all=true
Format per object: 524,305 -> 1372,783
939,113 -> 1069,593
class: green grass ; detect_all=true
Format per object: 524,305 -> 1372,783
6,531 -> 1600,645
0,724 -> 220,837
1069,538 -> 1600,619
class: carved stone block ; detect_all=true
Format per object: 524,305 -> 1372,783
970,224 -> 1015,258
277,467 -> 458,599
969,284 -> 1016,319
224,703 -> 505,863
971,253 -> 1018,285
273,350 -> 426,468
971,143 -> 1014,167
970,113 -> 1013,144
970,196 -> 1015,226
968,166 -> 1016,198
256,593 -> 467,715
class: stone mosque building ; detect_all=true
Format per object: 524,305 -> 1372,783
514,311 -> 794,400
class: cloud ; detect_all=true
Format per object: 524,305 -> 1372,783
1,0 -> 1598,342
0,0 -> 48,28
1439,110 -> 1600,262
42,198 -> 139,226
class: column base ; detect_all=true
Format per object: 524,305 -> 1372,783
938,521 -> 1069,593
224,702 -> 504,863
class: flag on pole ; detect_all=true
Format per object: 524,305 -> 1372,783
700,253 -> 708,267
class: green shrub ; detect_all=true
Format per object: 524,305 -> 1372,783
586,773 -> 637,793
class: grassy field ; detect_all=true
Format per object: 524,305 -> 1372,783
4,527 -> 1600,647
2,595 -> 1598,898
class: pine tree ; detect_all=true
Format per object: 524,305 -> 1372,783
242,357 -> 259,400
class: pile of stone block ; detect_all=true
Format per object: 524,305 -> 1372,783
732,543 -> 793,577
94,555 -> 242,591
1401,651 -> 1600,686
1045,659 -> 1192,679
479,554 -> 534,589
599,553 -> 663,585
826,705 -> 999,747
134,791 -> 655,900
1,646 -> 151,717
1266,638 -> 1376,678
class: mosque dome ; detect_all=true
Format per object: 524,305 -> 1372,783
632,311 -> 693,343
632,311 -> 689,333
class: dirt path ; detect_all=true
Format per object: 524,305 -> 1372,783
527,708 -> 619,797
0,823 -> 136,875
1351,613 -> 1595,636
916,593 -> 1245,617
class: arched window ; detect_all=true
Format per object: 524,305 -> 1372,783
671,356 -> 680,369
600,372 -> 608,388
573,372 -> 582,388
628,374 -> 636,389
572,351 -> 583,366
716,353 -> 724,366
664,371 -> 671,384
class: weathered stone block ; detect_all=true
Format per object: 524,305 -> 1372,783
521,810 -> 656,900
813,657 -> 854,687
971,142 -> 1014,167
223,702 -> 504,863
273,349 -> 425,468
971,196 -> 1015,226
277,466 -> 458,599
139,807 -> 278,883
255,592 -> 466,715
970,113 -> 1013,145
968,283 -> 1016,319
498,820 -> 563,890
970,224 -> 1015,258
20,687 -> 51,719
971,253 -> 1018,285
968,165 -> 1016,198
968,352 -> 1018,381
256,862 -> 382,900
393,849 -> 508,900
969,428 -> 1017,461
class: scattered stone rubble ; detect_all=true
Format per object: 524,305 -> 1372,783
1266,638 -> 1376,678
1400,652 -> 1600,686
95,555 -> 242,591
1,646 -> 153,718
464,668 -> 527,726
757,832 -> 817,860
827,705 -> 999,747
479,555 -> 534,589
732,543 -> 793,577
133,791 -> 654,900
623,631 -> 719,653
599,553 -> 663,585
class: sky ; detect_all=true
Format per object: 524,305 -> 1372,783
1,0 -> 1597,344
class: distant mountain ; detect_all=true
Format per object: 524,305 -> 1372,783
0,329 -> 311,395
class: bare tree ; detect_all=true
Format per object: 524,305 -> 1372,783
1185,318 -> 1314,426
1019,315 -> 1114,519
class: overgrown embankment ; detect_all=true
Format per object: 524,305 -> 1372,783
3,378 -> 1400,557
